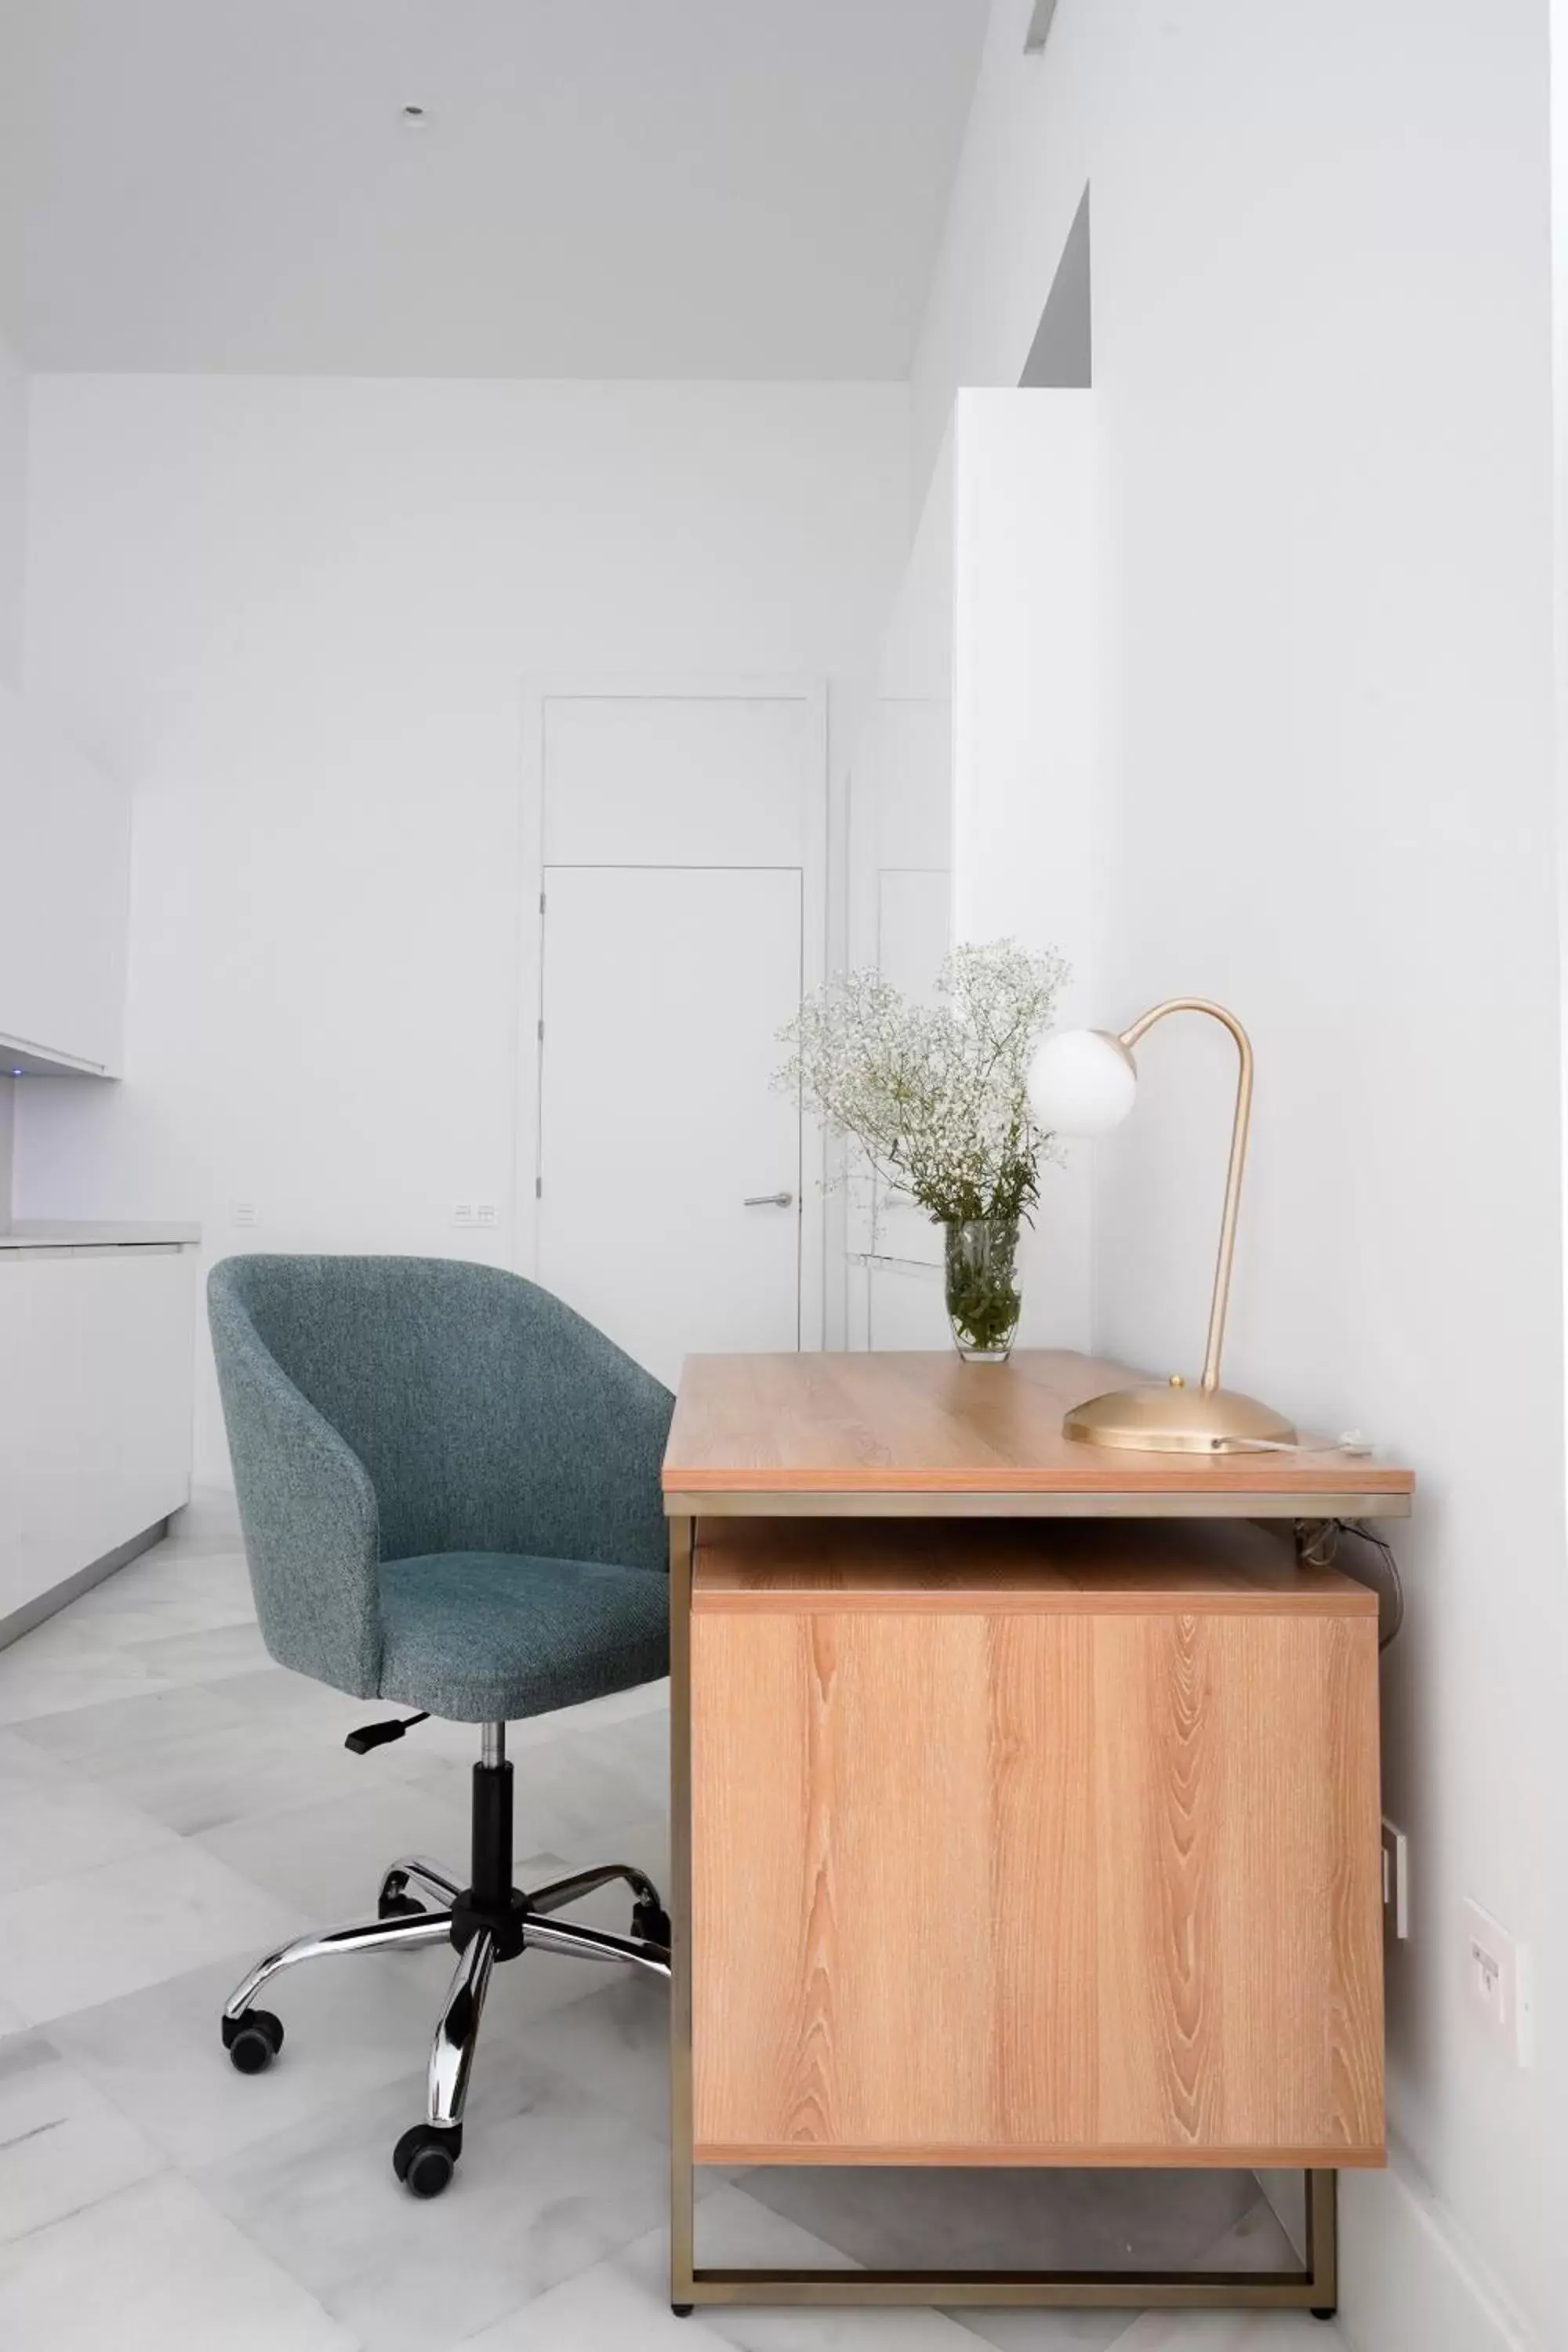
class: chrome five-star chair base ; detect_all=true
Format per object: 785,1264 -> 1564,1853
219,1722 -> 671,2198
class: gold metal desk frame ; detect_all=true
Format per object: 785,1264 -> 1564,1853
665,1467 -> 1410,2317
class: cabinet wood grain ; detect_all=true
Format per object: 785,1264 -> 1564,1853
690,1524 -> 1383,2167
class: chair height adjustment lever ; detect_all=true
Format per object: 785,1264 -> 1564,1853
345,1711 -> 430,1755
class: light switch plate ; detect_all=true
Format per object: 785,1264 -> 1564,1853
1381,1818 -> 1409,1939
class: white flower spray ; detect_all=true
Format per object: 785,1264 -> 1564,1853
777,939 -> 1069,1227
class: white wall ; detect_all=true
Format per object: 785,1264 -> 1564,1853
843,423 -> 956,1349
848,392 -> 1098,1355
0,1075 -> 13,1228
952,389 -> 1095,1349
0,329 -> 26,688
918,4 -> 1562,2347
14,375 -> 910,1478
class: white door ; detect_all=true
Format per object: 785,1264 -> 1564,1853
529,681 -> 825,1388
539,868 -> 803,1385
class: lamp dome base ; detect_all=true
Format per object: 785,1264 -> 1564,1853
1063,1381 -> 1298,1455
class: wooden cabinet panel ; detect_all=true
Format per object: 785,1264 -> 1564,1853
691,1557 -> 1382,2166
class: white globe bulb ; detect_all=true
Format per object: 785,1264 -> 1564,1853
1027,1028 -> 1138,1138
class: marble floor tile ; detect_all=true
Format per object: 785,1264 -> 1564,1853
217,1661 -> 402,1735
0,1773 -> 182,1894
437,1671 -> 670,1760
1100,2201 -> 1347,2350
456,2180 -> 942,2352
64,1557 -> 259,1645
0,1839 -> 310,2024
159,1522 -> 249,1559
567,1805 -> 670,1900
946,2198 -> 1302,2352
698,2182 -> 987,2350
529,1968 -> 671,2140
119,1617 -> 276,1685
457,2216 -> 734,2348
40,1697 -> 433,1837
194,1773 -> 474,1917
13,1676 -> 252,1764
150,1555 -> 253,1599
0,2031 -> 167,2240
0,1613 -> 129,1668
0,2172 -> 355,2352
1184,2199 -> 1302,2276
0,1624 -> 175,1727
413,1728 -> 648,1859
738,2165 -> 1261,2282
0,1727 -> 71,1791
587,1697 -> 670,1789
197,2049 -> 677,2352
952,2310 -> 1131,2352
51,1942 -> 477,2169
1110,2315 -> 1344,2350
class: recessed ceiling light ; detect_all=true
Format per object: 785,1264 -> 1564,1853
399,103 -> 432,131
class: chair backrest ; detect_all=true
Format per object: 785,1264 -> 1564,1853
209,1254 -> 673,1574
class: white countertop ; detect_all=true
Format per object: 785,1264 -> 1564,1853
0,1221 -> 201,1250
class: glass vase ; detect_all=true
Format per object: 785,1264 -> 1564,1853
942,1218 -> 1022,1363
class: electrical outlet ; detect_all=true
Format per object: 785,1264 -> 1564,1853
1463,1898 -> 1533,2063
472,1203 -> 499,1229
231,1202 -> 259,1229
452,1203 -> 476,1229
1464,1898 -> 1511,2034
1381,1818 -> 1410,1940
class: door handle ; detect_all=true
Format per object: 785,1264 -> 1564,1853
743,1191 -> 794,1208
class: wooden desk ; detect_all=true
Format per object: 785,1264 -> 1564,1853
662,1349 -> 1414,2318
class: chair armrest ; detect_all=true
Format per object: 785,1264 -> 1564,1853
535,1337 -> 673,1577
461,1279 -> 675,1577
210,1284 -> 384,1697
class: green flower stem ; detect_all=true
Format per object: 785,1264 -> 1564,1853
944,1219 -> 1022,1357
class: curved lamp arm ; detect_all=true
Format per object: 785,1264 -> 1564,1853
1116,997 -> 1253,1397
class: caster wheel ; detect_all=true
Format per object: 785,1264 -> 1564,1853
632,1897 -> 672,1948
1310,2312 -> 1337,2324
378,1888 -> 427,1920
393,2122 -> 462,2199
671,2305 -> 694,2318
221,2008 -> 284,2075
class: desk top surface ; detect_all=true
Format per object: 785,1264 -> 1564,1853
662,1348 -> 1414,1515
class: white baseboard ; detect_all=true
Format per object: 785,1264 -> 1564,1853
1334,2149 -> 1537,2352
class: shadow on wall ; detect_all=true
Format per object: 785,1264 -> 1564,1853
1020,185 -> 1091,392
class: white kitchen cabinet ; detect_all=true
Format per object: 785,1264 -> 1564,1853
0,681 -> 130,1075
0,1239 -> 195,1638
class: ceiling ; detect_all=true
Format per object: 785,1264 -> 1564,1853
0,0 -> 988,379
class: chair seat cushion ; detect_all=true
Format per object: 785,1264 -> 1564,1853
376,1549 -> 668,1723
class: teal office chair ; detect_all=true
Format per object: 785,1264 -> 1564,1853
208,1254 -> 673,2199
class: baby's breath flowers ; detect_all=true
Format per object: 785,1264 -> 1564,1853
777,940 -> 1069,1225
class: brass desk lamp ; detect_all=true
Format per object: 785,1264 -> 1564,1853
1026,998 -> 1297,1454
